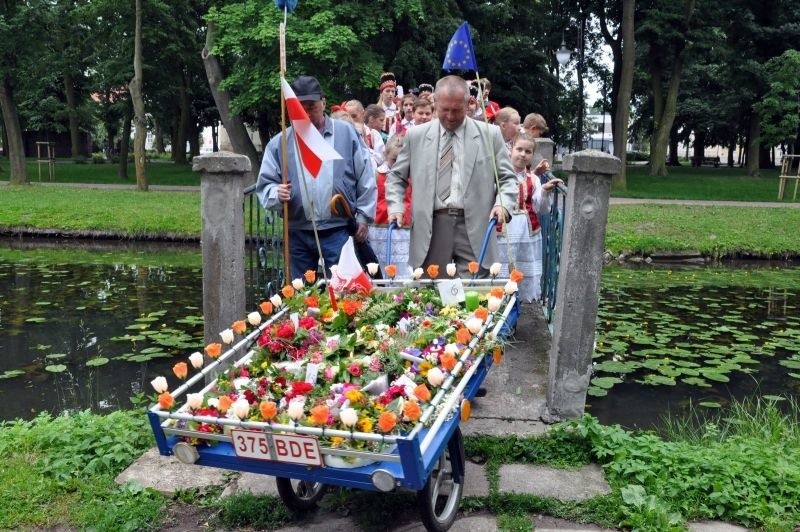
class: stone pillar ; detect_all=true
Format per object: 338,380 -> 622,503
193,152 -> 250,358
541,150 -> 620,422
533,137 -> 555,169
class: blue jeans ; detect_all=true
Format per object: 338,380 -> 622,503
288,226 -> 351,280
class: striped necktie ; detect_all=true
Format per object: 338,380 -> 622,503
437,131 -> 454,202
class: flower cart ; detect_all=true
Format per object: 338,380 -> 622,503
147,269 -> 520,532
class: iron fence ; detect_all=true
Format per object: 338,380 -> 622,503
244,184 -> 285,309
540,180 -> 568,324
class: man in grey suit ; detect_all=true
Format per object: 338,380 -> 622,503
385,75 -> 518,278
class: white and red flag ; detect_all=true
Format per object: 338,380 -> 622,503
281,76 -> 342,177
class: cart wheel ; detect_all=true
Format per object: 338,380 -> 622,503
275,477 -> 327,512
417,427 -> 465,532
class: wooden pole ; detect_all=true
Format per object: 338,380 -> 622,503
279,20 -> 291,282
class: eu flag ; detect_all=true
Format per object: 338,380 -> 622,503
442,22 -> 478,72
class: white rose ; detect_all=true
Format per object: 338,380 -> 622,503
188,351 -> 204,369
287,400 -> 306,420
427,367 -> 445,387
232,399 -> 251,420
504,281 -> 518,295
207,397 -> 219,408
292,278 -> 304,290
219,328 -> 234,344
489,262 -> 501,276
186,393 -> 204,410
446,263 -> 457,277
466,317 -> 483,333
339,407 -> 359,427
366,263 -> 379,276
412,267 -> 423,280
247,311 -> 262,327
150,376 -> 168,394
487,296 -> 502,313
270,294 -> 282,308
444,343 -> 460,356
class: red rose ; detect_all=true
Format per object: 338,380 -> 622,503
276,322 -> 295,339
298,316 -> 317,330
347,363 -> 363,377
291,381 -> 314,395
257,330 -> 270,348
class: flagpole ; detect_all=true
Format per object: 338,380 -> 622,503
279,16 -> 291,283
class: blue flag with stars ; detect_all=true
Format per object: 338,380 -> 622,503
442,22 -> 478,71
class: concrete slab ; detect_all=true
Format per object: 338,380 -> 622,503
115,447 -> 229,496
687,521 -> 749,532
534,514 -> 619,531
498,463 -> 611,501
462,461 -> 490,497
392,514 -> 499,532
220,471 -> 278,498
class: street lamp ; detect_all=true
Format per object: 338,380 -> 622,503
555,38 -> 571,157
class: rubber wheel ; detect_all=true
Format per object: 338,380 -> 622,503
417,427 -> 465,532
275,477 -> 327,512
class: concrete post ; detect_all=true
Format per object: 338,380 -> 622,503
541,150 -> 620,422
193,152 -> 250,368
533,137 -> 555,169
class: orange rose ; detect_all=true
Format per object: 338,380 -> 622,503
304,296 -> 319,308
304,270 -> 316,284
281,284 -> 295,298
157,391 -> 175,410
259,301 -> 274,315
490,287 -> 504,299
217,395 -> 233,414
413,383 -> 432,403
439,352 -> 457,371
426,264 -> 439,279
510,269 -> 524,283
456,327 -> 471,344
467,261 -> 479,274
402,400 -> 422,422
474,306 -> 489,321
385,264 -> 397,278
231,320 -> 247,335
310,404 -> 329,425
341,299 -> 362,316
259,400 -> 277,420
172,362 -> 188,380
205,342 -> 222,358
378,411 -> 398,433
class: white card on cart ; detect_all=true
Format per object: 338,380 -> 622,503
437,279 -> 465,306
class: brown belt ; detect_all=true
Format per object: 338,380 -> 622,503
433,208 -> 465,217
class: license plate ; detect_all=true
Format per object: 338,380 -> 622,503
231,430 -> 323,467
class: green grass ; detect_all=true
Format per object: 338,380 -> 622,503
616,164 -> 792,202
18,158 -> 200,186
605,204 -> 800,257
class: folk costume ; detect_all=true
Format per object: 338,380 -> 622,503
379,72 -> 398,135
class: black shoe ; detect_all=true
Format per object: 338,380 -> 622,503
475,387 -> 487,398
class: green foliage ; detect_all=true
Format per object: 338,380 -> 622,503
216,493 -> 292,529
0,410 -> 153,482
464,432 -> 592,469
755,49 -> 800,147
553,406 -> 800,530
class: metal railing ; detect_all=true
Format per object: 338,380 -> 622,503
244,184 -> 285,309
540,177 -> 568,324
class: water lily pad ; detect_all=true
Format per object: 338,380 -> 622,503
86,357 -> 109,367
700,370 -> 730,383
762,395 -> 786,402
0,370 -> 25,380
681,377 -> 711,387
587,387 -> 608,397
698,401 -> 721,408
25,317 -> 47,323
45,364 -> 67,373
591,376 -> 623,389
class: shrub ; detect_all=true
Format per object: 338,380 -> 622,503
626,151 -> 650,161
91,152 -> 106,164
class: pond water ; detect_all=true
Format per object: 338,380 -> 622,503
0,238 -> 204,422
1,238 -> 798,429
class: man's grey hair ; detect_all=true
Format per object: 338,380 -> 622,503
434,76 -> 470,104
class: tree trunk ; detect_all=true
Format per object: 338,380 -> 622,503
128,0 -> 147,191
174,71 -> 190,164
63,72 -> 81,158
611,0 -> 634,190
154,120 -> 164,154
746,112 -> 760,176
727,135 -> 736,167
648,0 -> 696,177
188,119 -> 199,157
668,128 -> 680,165
118,107 -> 132,179
692,129 -> 706,166
0,75 -> 28,184
201,20 -> 259,178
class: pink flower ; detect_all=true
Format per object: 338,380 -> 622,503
347,363 -> 363,377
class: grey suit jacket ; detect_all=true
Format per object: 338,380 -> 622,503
385,118 -> 518,268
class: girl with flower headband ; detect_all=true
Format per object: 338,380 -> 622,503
377,72 -> 398,134
497,132 -> 563,302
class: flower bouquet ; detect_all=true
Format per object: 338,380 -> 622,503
149,264 -> 521,468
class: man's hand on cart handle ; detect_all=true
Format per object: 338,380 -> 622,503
388,212 -> 404,228
489,206 -> 508,223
